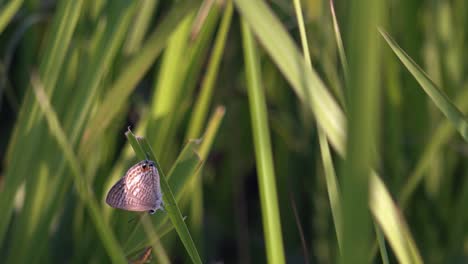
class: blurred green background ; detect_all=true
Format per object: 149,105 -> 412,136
0,0 -> 467,263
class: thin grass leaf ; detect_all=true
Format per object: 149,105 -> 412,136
374,222 -> 390,264
370,174 -> 423,264
241,19 -> 285,264
124,0 -> 160,54
0,0 -> 24,35
183,1 -> 232,248
30,74 -> 127,264
81,0 -> 201,155
0,0 -> 84,247
186,2 -> 232,140
234,0 -> 346,155
126,129 -> 203,264
380,29 -> 468,142
329,0 -> 348,81
292,0 -> 342,251
140,215 -> 170,264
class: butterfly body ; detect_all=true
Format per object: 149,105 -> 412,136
106,160 -> 163,214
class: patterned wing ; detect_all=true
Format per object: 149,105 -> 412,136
106,160 -> 158,212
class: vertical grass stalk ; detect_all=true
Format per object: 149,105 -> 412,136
241,19 -> 286,264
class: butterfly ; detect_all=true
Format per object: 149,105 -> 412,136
106,160 -> 163,214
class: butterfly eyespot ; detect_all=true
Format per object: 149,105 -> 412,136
149,209 -> 155,214
141,163 -> 147,169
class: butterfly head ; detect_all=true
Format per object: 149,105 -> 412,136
140,160 -> 156,172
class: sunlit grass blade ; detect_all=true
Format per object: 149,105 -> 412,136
241,19 -> 285,264
184,1 -> 232,249
370,174 -> 423,264
30,73 -> 127,264
234,0 -> 346,154
380,29 -> 468,142
126,129 -> 203,264
186,2 -> 232,140
0,0 -> 24,35
235,1 -> 423,262
81,0 -> 201,155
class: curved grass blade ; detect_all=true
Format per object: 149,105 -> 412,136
380,29 -> 468,142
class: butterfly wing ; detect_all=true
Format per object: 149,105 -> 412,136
106,161 -> 158,212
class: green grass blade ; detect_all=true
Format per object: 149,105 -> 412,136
80,0 -> 201,155
140,215 -> 170,264
0,0 -> 24,35
126,130 -> 203,264
292,0 -> 342,251
234,0 -> 346,155
124,0 -> 160,54
340,0 -> 384,262
235,1 -> 422,262
329,0 -> 348,80
400,87 -> 468,205
370,174 -> 423,264
241,19 -> 285,264
374,222 -> 390,264
183,1 -> 232,251
380,29 -> 468,142
0,0 -> 84,248
185,2 -> 233,140
30,74 -> 127,264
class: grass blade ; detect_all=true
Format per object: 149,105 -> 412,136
241,19 -> 285,264
380,29 -> 468,142
30,74 -> 127,264
0,0 -> 24,35
293,0 -> 342,251
235,1 -> 422,262
80,0 -> 201,155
